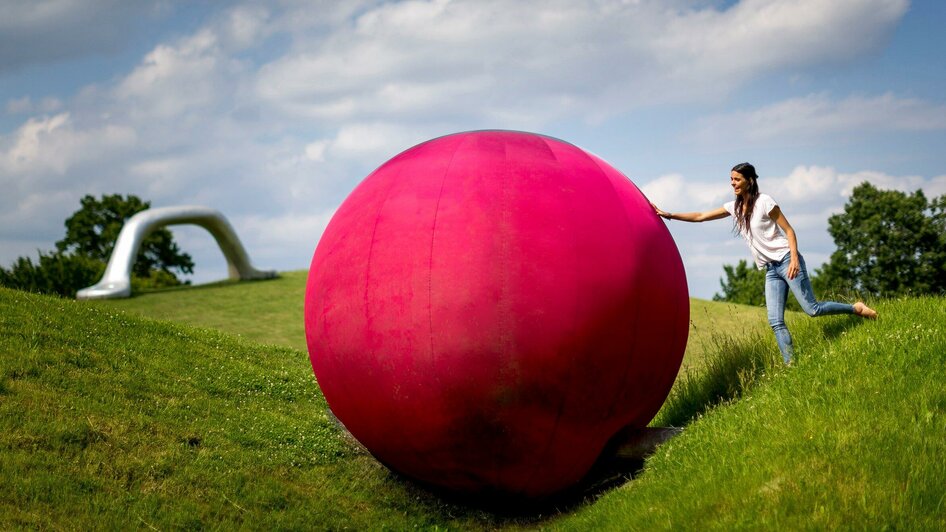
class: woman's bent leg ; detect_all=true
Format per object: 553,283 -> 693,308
765,268 -> 794,364
784,255 -> 854,317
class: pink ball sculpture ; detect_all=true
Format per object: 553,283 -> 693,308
305,130 -> 688,498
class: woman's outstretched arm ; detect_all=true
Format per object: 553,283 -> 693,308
651,203 -> 729,223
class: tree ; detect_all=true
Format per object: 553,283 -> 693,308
713,259 -> 766,306
0,251 -> 104,298
1,194 -> 194,297
56,194 -> 194,279
817,183 -> 946,296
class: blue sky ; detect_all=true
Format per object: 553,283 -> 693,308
2,0 -> 944,299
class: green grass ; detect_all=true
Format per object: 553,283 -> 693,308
2,280 -> 943,529
0,287 -> 505,529
653,330 -> 780,428
554,297 -> 946,530
681,299 -> 769,370
101,271 -> 309,352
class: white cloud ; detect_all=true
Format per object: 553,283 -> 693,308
693,92 -> 946,144
767,165 -> 941,204
1,113 -> 70,174
256,0 -> 909,124
240,210 -> 337,249
301,122 -> 437,168
925,175 -> 946,198
327,122 -> 428,160
641,173 -> 732,211
113,30 -> 230,119
216,5 -> 273,51
0,112 -> 136,177
4,96 -> 32,114
655,0 -> 907,81
236,209 -> 339,269
0,188 -> 77,240
304,140 -> 328,162
5,96 -> 63,114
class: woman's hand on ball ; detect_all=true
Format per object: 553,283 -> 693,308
651,203 -> 671,219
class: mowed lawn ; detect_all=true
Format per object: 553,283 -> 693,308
101,271 -> 310,353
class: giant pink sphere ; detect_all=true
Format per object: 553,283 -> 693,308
305,130 -> 688,498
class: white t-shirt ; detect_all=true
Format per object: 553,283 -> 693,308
723,193 -> 791,269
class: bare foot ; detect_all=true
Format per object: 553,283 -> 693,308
853,301 -> 878,320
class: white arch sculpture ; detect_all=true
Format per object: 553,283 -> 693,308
76,206 -> 276,300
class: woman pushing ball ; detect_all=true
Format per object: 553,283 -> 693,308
651,162 -> 877,365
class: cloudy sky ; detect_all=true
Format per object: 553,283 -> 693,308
2,0 -> 944,299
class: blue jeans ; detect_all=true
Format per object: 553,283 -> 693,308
764,253 -> 854,364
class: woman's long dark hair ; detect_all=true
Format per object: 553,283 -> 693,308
732,162 -> 760,235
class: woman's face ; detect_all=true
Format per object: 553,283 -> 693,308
731,170 -> 748,197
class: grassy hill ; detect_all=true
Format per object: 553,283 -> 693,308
99,271 -> 311,353
0,286 -> 501,529
2,279 -> 943,529
556,296 -> 946,529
